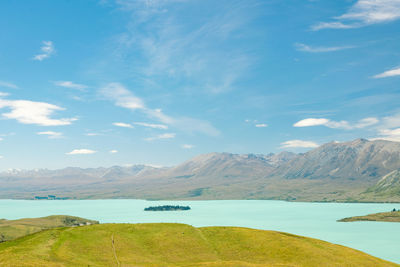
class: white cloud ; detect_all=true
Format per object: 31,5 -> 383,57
54,81 -> 88,91
371,113 -> 400,141
182,144 -> 194,149
37,131 -> 63,139
0,155 -> 3,159
293,117 -> 378,129
101,83 -> 144,110
373,67 -> 400,78
281,140 -> 319,148
113,122 -> 134,128
0,81 -> 18,89
85,133 -> 100,136
295,43 -> 355,53
33,41 -> 55,61
66,149 -> 97,155
294,118 -> 330,127
355,117 -> 379,128
145,133 -> 176,141
144,108 -> 175,125
0,92 -> 9,97
380,113 -> 400,129
312,0 -> 400,30
0,99 -> 77,126
0,137 -> 3,141
373,128 -> 400,142
134,122 -> 168,129
255,123 -> 268,128
109,150 -> 118,153
312,22 -> 356,31
101,83 -> 219,136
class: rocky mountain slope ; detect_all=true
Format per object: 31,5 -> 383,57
0,139 -> 399,202
275,139 -> 400,181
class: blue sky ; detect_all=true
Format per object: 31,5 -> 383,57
1,0 -> 400,170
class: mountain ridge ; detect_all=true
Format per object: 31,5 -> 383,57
1,139 -> 400,202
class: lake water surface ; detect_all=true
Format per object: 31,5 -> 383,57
0,199 -> 399,263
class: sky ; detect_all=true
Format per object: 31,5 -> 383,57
0,0 -> 400,170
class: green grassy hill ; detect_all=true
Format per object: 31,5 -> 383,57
0,223 -> 396,266
0,215 -> 99,242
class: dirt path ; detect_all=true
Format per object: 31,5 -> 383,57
111,234 -> 120,267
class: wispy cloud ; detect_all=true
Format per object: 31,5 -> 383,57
112,122 -> 134,128
312,0 -> 400,30
54,81 -> 88,91
66,149 -> 97,155
0,99 -> 77,126
356,117 -> 380,128
101,83 -> 219,136
245,119 -> 267,128
85,133 -> 101,136
293,117 -> 378,129
101,83 -> 144,110
110,0 -> 257,94
373,66 -> 400,78
295,43 -> 355,53
0,81 -> 18,89
281,140 -> 319,148
134,122 -> 168,129
374,128 -> 400,142
372,113 -> 400,141
37,131 -> 63,139
0,92 -> 9,97
33,41 -> 55,61
145,133 -> 176,141
182,144 -> 194,149
109,150 -> 118,154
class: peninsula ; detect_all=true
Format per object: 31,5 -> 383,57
338,209 -> 400,222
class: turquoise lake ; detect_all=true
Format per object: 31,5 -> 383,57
0,199 -> 399,263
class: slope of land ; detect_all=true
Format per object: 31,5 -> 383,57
275,139 -> 400,181
0,223 -> 396,266
338,210 -> 400,222
362,170 -> 400,201
1,139 -> 400,202
0,215 -> 99,242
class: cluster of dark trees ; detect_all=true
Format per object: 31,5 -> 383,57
34,195 -> 69,200
144,205 -> 191,211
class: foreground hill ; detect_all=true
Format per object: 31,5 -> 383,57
0,223 -> 396,266
1,139 -> 400,202
0,215 -> 99,242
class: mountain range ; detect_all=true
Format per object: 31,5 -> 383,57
1,138 -> 400,202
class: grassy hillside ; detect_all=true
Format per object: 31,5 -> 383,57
0,215 -> 99,242
339,210 -> 400,222
0,223 -> 396,266
361,170 -> 400,202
